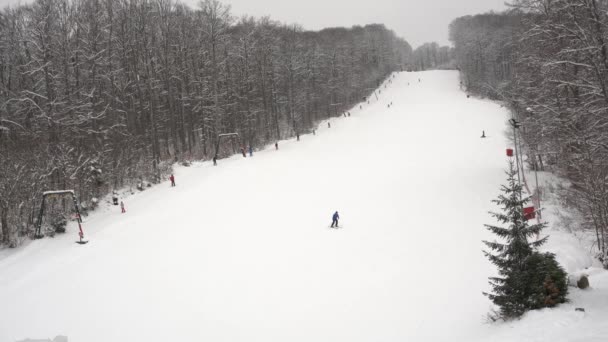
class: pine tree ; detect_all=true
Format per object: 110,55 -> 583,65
483,160 -> 561,318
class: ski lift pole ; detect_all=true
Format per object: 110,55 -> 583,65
76,220 -> 88,244
71,192 -> 82,223
527,107 -> 542,222
509,118 -> 523,202
365,87 -> 378,101
34,194 -> 46,238
534,151 -> 542,222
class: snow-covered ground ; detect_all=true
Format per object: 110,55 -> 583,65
0,70 -> 605,342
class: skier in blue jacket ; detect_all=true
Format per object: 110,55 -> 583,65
331,211 -> 340,228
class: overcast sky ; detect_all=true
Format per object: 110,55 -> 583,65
0,0 -> 507,47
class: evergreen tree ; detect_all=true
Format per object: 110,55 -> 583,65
483,160 -> 567,318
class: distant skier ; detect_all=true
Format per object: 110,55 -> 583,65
213,156 -> 217,166
328,122 -> 331,128
331,211 -> 340,228
241,147 -> 246,157
481,130 -> 486,138
170,174 -> 175,187
120,201 -> 126,213
297,133 -> 300,141
249,146 -> 253,157
112,193 -> 119,206
275,142 -> 279,150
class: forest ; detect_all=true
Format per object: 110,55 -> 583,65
0,0 -> 413,246
450,0 -> 608,267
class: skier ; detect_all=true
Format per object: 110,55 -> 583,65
170,174 -> 175,187
481,130 -> 486,138
241,147 -> 246,157
120,201 -> 126,214
297,133 -> 300,141
213,156 -> 217,166
331,211 -> 340,228
249,145 -> 253,157
112,193 -> 119,206
328,122 -> 331,128
275,142 -> 279,150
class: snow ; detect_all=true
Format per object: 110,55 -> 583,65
0,70 -> 605,342
42,190 -> 75,196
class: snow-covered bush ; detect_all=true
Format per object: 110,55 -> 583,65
50,215 -> 67,234
137,180 -> 152,191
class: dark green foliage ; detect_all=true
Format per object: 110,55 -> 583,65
522,252 -> 568,309
483,161 -> 568,319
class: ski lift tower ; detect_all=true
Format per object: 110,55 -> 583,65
214,133 -> 241,163
34,190 -> 88,244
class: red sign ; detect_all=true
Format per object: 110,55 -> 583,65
507,148 -> 514,157
523,206 -> 536,220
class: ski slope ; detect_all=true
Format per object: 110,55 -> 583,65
0,71 -> 515,341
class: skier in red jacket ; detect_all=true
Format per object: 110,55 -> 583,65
170,174 -> 175,187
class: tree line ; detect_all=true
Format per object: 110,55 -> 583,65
411,42 -> 454,71
0,0 -> 412,246
450,0 -> 608,268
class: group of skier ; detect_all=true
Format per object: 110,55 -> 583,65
112,193 -> 127,214
156,75 -> 402,226
239,146 -> 254,157
112,73 -> 403,226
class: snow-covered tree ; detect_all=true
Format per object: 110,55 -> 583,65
451,2 -> 608,267
0,0 -> 412,247
483,160 -> 567,319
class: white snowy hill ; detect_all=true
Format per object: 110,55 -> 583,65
1,71 -> 605,342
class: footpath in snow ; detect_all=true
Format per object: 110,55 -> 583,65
0,70 -> 604,342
